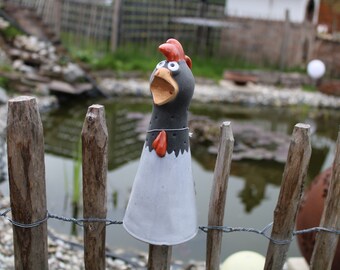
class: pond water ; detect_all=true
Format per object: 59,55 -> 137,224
0,96 -> 339,263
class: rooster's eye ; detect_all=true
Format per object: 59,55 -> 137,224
168,61 -> 179,72
156,61 -> 166,69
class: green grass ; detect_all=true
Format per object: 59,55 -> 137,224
66,42 -> 265,80
0,77 -> 9,89
302,84 -> 318,92
62,34 -> 307,81
0,24 -> 22,40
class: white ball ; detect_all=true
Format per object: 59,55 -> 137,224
307,59 -> 326,79
221,251 -> 265,270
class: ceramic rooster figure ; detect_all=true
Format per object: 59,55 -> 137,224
123,38 -> 197,245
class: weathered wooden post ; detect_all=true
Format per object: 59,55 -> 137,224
310,128 -> 340,270
148,245 -> 172,270
206,121 -> 234,270
7,96 -> 48,270
110,0 -> 122,52
264,123 -> 311,270
82,105 -> 108,270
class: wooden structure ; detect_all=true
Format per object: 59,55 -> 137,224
8,0 -> 225,55
4,96 -> 340,269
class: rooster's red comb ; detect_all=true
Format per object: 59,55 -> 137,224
159,38 -> 192,69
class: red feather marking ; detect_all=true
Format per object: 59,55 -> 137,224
158,38 -> 193,69
159,43 -> 180,62
152,130 -> 167,158
166,39 -> 185,59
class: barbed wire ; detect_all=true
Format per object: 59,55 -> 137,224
2,207 -> 340,245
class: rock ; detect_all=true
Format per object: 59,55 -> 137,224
224,71 -> 258,86
52,65 -> 62,74
12,59 -> 23,70
74,83 -> 92,94
25,73 -> 50,83
36,83 -> 50,96
0,87 -> 9,104
0,17 -> 9,30
48,80 -> 76,94
188,117 -> 290,163
8,48 -> 22,58
62,63 -> 85,82
99,78 -> 150,97
0,105 -> 7,136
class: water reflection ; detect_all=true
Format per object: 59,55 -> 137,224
42,98 -> 144,170
39,98 -> 337,215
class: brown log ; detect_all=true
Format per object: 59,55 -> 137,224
148,245 -> 172,270
264,123 -> 311,270
206,121 -> 234,270
7,96 -> 48,270
310,128 -> 340,270
82,105 -> 108,270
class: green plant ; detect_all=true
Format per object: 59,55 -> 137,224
0,25 -> 22,40
0,77 -> 9,88
302,84 -> 317,92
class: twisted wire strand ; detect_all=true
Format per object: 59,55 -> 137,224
2,207 -> 340,245
0,208 -> 123,228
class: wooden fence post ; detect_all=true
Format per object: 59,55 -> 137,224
310,127 -> 340,270
7,96 -> 48,270
82,105 -> 108,270
264,123 -> 311,270
206,121 -> 234,270
111,0 -> 122,52
148,245 -> 172,270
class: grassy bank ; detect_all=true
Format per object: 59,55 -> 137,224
63,38 -> 272,81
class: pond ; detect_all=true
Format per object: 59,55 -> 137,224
0,96 -> 339,263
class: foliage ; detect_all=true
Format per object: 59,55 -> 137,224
0,25 -> 22,40
302,84 -> 318,92
0,77 -> 9,89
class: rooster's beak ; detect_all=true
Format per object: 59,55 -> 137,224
150,68 -> 178,105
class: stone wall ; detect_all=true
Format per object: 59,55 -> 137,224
219,16 -> 315,69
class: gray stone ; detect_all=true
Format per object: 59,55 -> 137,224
62,63 -> 85,82
0,87 -> 8,104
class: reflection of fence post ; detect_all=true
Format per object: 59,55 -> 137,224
7,96 -> 48,269
82,105 -> 108,270
310,128 -> 340,270
264,123 -> 311,270
111,0 -> 122,52
148,245 -> 172,270
206,122 -> 234,270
